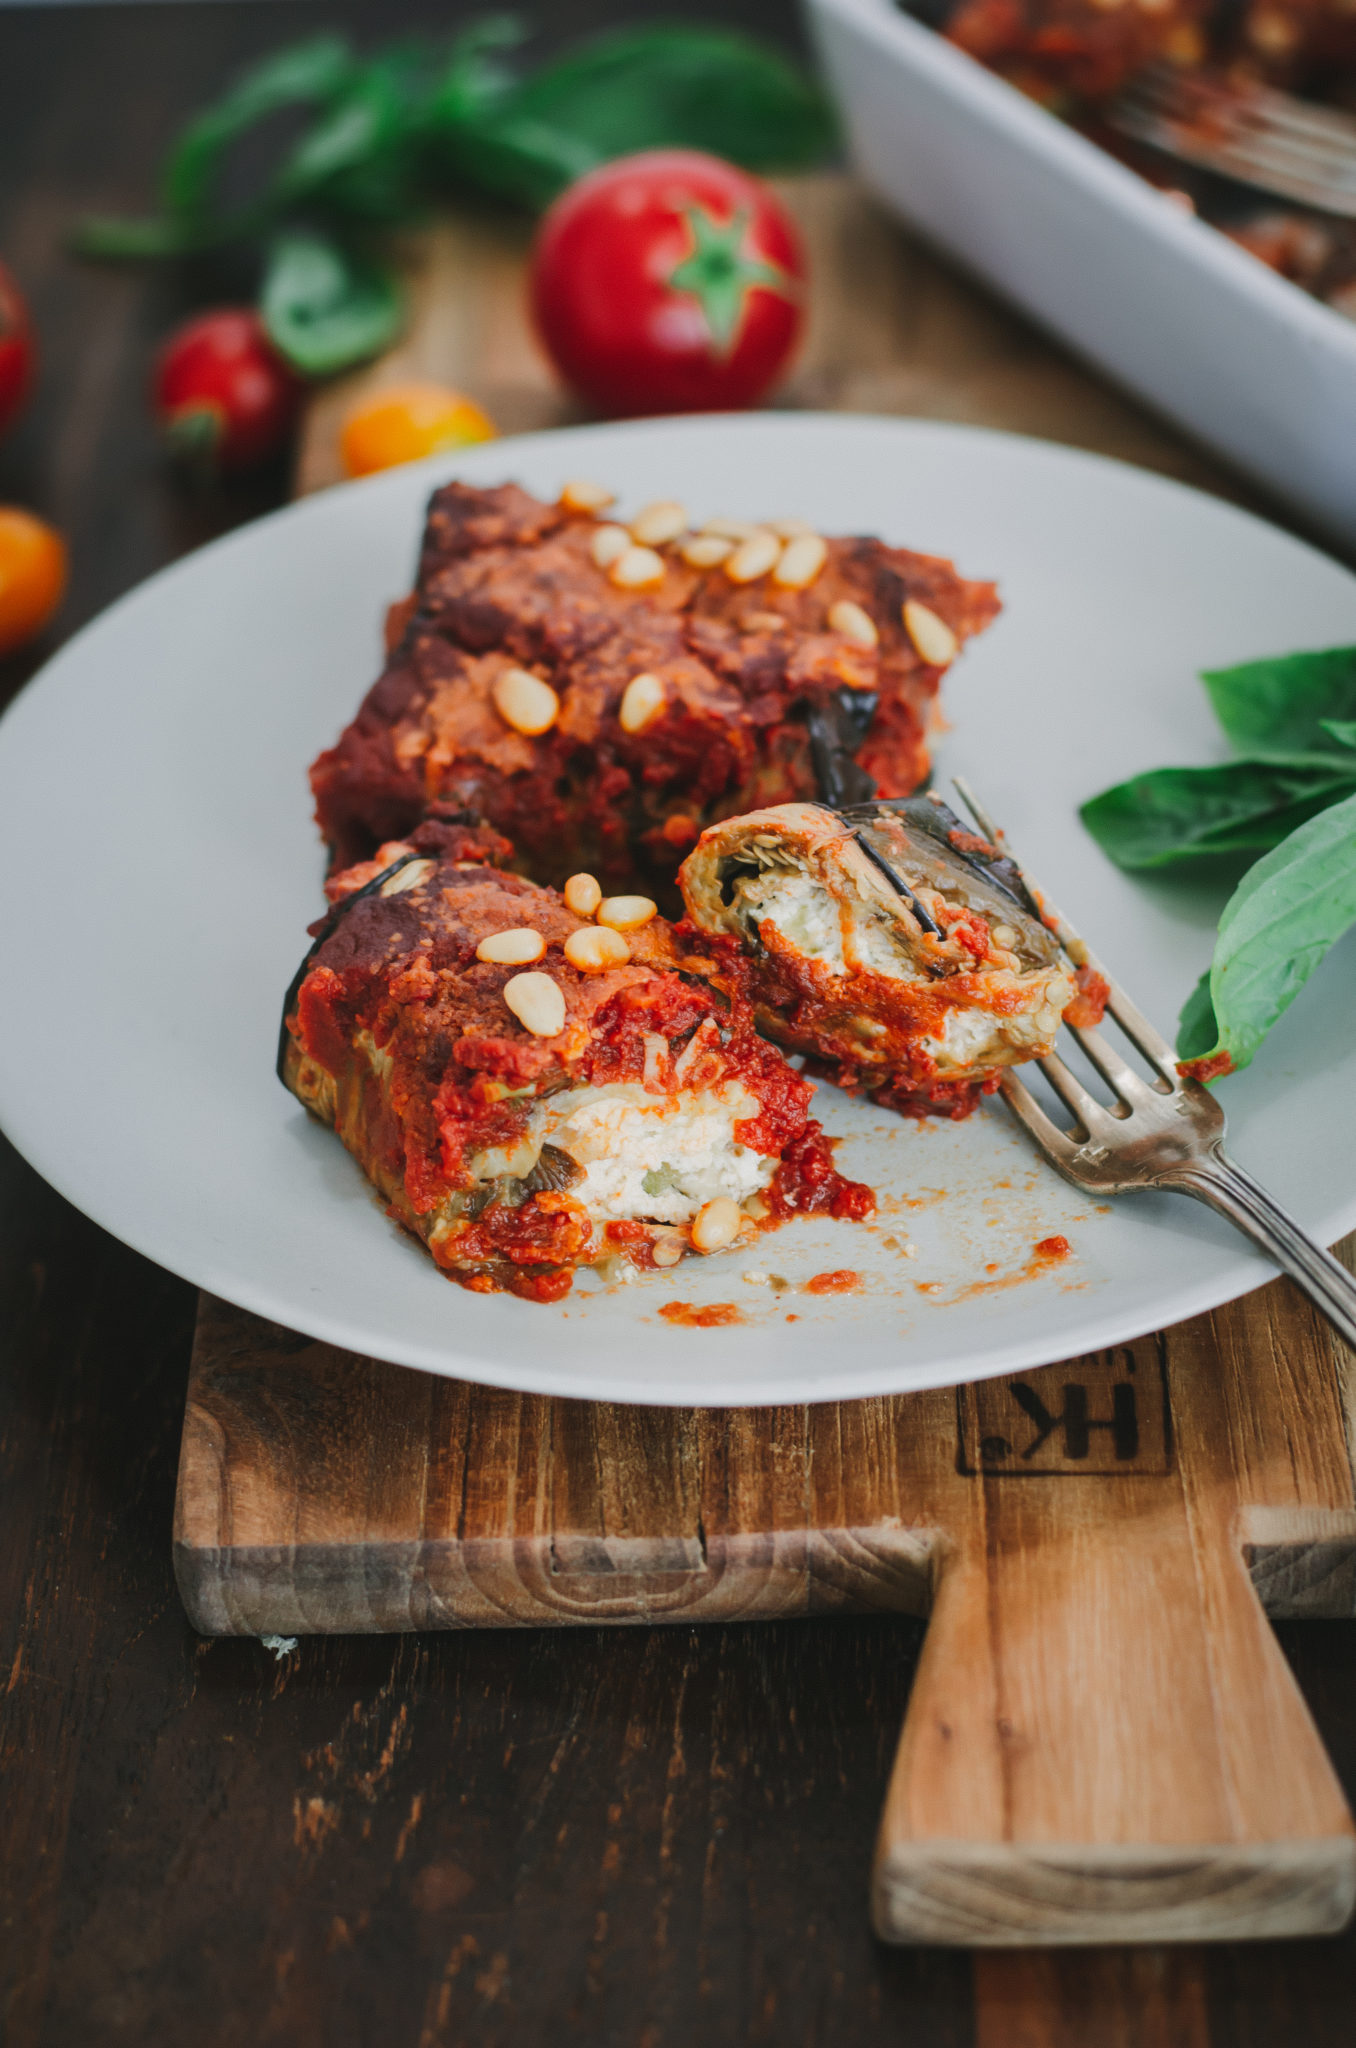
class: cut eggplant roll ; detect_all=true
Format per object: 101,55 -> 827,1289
280,818 -> 872,1301
679,798 -> 1078,1120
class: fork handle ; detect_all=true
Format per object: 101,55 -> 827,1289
1172,1152 -> 1356,1351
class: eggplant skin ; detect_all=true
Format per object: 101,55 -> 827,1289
679,802 -> 1075,1118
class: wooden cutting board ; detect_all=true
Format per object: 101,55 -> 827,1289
175,177 -> 1356,1946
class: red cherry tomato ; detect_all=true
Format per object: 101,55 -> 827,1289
153,309 -> 303,474
0,262 -> 35,440
530,150 -> 805,418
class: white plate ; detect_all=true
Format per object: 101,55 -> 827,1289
1,414 -> 1355,1406
807,0 -> 1356,552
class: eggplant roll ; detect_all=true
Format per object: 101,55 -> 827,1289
280,816 -> 872,1302
679,799 -> 1079,1120
309,480 -> 999,891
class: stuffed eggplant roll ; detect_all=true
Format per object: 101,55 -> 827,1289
309,479 -> 999,891
679,797 -> 1081,1119
280,814 -> 872,1301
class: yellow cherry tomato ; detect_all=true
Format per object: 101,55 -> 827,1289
0,507 -> 66,656
340,383 -> 497,478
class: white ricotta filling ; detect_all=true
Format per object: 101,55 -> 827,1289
734,870 -> 921,981
920,974 -> 1070,1071
532,1081 -> 774,1225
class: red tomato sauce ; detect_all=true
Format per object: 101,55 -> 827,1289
659,1302 -> 744,1328
804,1269 -> 861,1295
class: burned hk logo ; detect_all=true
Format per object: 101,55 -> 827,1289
957,1350 -> 1170,1475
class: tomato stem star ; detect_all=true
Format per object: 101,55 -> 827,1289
667,205 -> 795,356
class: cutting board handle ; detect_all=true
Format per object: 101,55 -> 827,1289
873,1487 -> 1356,1945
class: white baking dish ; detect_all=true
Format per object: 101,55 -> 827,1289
805,0 -> 1356,552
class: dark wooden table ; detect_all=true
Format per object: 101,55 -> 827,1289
3,5 -> 1355,2042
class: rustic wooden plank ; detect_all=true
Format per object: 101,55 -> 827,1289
871,1297 -> 1356,1945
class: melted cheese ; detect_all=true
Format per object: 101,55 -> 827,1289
533,1081 -> 773,1225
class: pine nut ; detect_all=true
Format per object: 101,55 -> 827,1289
380,857 -> 436,896
591,523 -> 630,569
679,533 -> 734,568
903,599 -> 959,666
564,926 -> 631,972
597,894 -> 658,931
701,517 -> 757,540
651,1235 -> 686,1268
769,518 -> 813,539
563,872 -> 602,917
725,530 -> 780,584
561,478 -> 615,514
502,971 -> 566,1037
772,533 -> 827,589
828,599 -> 878,648
692,1197 -> 741,1254
630,500 -> 687,546
619,672 -> 666,734
493,667 -> 559,736
609,544 -> 666,590
476,927 -> 546,965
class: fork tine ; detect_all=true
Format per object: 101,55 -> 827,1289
951,775 -> 1182,1081
1033,1050 -> 1119,1134
998,1071 -> 1081,1166
1064,1021 -> 1158,1102
1110,64 -> 1356,216
1128,63 -> 1356,151
1100,984 -> 1178,1078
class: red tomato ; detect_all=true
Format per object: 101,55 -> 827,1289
530,151 -> 805,418
153,309 -> 303,474
0,262 -> 35,440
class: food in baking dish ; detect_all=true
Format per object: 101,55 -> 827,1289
279,811 -> 873,1300
309,479 -> 999,890
940,0 -> 1212,105
679,795 -> 1088,1119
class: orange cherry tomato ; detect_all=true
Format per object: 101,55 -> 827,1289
340,383 -> 496,478
0,507 -> 66,656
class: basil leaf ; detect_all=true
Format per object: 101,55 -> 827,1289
1176,790 -> 1356,1078
72,215 -> 207,259
260,231 -> 403,376
163,35 -> 355,232
269,56 -> 426,225
432,25 -> 838,208
1175,970 -> 1218,1066
1203,645 -> 1356,760
501,26 -> 837,176
1080,758 -> 1356,870
1320,719 -> 1356,749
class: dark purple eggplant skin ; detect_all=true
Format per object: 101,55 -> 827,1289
836,794 -> 1061,970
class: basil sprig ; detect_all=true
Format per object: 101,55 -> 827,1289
1081,644 -> 1356,1078
74,18 -> 836,376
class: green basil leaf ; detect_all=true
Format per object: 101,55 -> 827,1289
1320,719 -> 1356,749
1203,645 -> 1356,760
502,26 -> 837,176
71,215 -> 207,259
1079,758 -> 1356,870
434,113 -> 602,212
1176,790 -> 1356,1079
1175,970 -> 1219,1065
421,15 -> 525,131
260,230 -> 403,376
163,35 -> 355,229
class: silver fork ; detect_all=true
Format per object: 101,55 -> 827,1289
1109,62 -> 1356,218
952,777 -> 1356,1350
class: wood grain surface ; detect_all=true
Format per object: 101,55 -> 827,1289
5,2 -> 1356,2040
176,1270 -> 1356,1946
